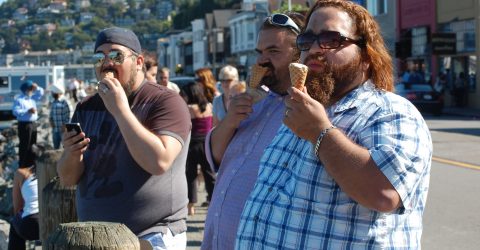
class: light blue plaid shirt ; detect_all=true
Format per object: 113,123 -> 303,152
236,81 -> 432,249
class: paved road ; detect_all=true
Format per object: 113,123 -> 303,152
186,187 -> 207,249
421,115 -> 480,249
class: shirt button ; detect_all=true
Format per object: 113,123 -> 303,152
268,187 -> 273,192
221,190 -> 225,194
282,162 -> 288,167
215,213 -> 219,217
255,132 -> 259,136
232,169 -> 236,174
254,215 -> 259,221
266,112 -> 271,116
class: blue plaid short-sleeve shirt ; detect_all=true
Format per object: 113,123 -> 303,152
236,81 -> 432,249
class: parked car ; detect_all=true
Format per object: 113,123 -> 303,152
395,82 -> 444,115
170,76 -> 195,91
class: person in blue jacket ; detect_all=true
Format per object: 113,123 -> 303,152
12,80 -> 44,167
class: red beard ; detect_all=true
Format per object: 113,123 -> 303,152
304,52 -> 363,106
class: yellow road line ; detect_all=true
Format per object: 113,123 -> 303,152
432,156 -> 480,171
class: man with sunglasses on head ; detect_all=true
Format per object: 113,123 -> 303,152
201,12 -> 305,250
236,1 -> 432,249
56,27 -> 191,249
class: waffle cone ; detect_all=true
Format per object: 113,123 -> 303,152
96,71 -> 114,92
289,63 -> 308,89
101,71 -> 114,79
249,64 -> 268,88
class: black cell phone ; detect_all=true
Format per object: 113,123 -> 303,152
65,123 -> 84,144
65,123 -> 82,135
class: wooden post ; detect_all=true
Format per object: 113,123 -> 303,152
41,177 -> 77,245
37,150 -> 62,208
36,150 -> 78,245
45,222 -> 140,250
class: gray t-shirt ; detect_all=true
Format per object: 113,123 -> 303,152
72,82 -> 191,236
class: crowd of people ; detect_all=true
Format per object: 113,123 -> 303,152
9,1 -> 434,249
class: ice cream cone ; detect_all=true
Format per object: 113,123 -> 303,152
96,71 -> 114,92
289,63 -> 308,89
249,64 -> 268,89
102,71 -> 114,79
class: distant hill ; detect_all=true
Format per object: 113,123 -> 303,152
0,0 -> 240,54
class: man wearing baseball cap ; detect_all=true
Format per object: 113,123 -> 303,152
12,80 -> 44,168
56,27 -> 191,249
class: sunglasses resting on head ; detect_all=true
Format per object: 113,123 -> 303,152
266,13 -> 301,34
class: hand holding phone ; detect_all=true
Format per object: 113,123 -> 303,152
65,123 -> 84,143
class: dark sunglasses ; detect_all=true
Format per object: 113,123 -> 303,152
296,31 -> 366,51
266,13 -> 301,34
220,79 -> 235,83
92,50 -> 138,67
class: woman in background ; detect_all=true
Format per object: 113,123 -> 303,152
212,65 -> 239,126
195,68 -> 219,103
142,50 -> 158,82
8,165 -> 39,250
180,82 -> 216,216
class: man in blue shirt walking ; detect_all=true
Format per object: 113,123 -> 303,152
13,80 -> 44,167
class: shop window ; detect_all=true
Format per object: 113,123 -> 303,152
439,19 -> 475,53
367,0 -> 387,16
412,27 -> 428,56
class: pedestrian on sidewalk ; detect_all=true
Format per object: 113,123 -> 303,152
195,68 -> 219,103
68,77 -> 79,103
48,82 -> 71,149
156,67 -> 181,93
212,65 -> 240,127
180,82 -> 214,216
201,11 -> 305,250
143,50 -> 158,82
12,80 -> 44,168
56,27 -> 191,249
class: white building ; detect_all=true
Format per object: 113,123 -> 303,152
229,0 -> 268,77
191,19 -> 208,71
165,31 -> 192,76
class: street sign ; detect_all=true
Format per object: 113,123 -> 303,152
431,33 -> 456,55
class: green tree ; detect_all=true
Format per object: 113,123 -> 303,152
71,31 -> 93,49
0,0 -> 18,19
82,16 -> 111,35
132,19 -> 170,35
108,2 -> 126,19
274,3 -> 309,14
0,27 -> 20,53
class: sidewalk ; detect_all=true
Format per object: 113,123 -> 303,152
442,106 -> 480,118
186,185 -> 207,249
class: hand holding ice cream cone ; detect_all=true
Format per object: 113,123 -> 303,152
247,64 -> 268,103
289,63 -> 308,89
96,70 -> 115,93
